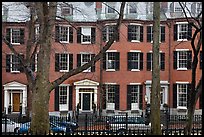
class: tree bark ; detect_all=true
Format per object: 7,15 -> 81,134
150,2 -> 162,135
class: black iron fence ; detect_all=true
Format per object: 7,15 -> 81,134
2,112 -> 202,135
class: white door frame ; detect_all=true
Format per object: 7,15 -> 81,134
74,79 -> 99,112
3,81 -> 27,115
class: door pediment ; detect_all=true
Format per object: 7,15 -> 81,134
74,79 -> 99,86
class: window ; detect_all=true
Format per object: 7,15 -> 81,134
147,2 -> 153,14
77,27 -> 96,44
55,53 -> 73,72
30,53 -> 38,72
127,2 -> 137,14
147,25 -> 165,42
102,25 -> 119,42
55,26 -> 73,43
174,23 -> 192,41
81,54 -> 91,72
174,2 -> 182,12
103,52 -> 120,71
196,2 -> 202,13
107,85 -> 115,103
35,25 -> 40,42
77,53 -> 95,72
127,52 -> 143,71
146,52 -> 165,71
11,54 -> 20,72
6,54 -> 24,73
177,84 -> 188,108
81,27 -> 91,44
61,4 -> 73,16
128,25 -> 143,42
6,28 -> 24,45
59,86 -> 68,105
104,84 -> 120,110
173,50 -> 192,70
131,86 -> 139,103
105,2 -> 116,14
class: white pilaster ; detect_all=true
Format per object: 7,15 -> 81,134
4,90 -> 8,114
22,89 -> 27,115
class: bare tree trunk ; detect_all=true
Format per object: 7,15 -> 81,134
150,2 -> 162,135
30,2 -> 57,134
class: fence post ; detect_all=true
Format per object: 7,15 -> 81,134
125,113 -> 128,134
85,114 -> 88,135
5,114 -> 7,135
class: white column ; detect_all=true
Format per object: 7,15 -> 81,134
22,88 -> 27,115
75,87 -> 79,110
4,90 -> 8,114
94,88 -> 97,108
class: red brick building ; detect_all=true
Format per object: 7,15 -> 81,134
2,2 -> 202,116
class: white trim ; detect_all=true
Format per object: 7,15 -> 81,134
176,22 -> 188,24
177,106 -> 187,110
130,50 -> 141,52
106,69 -> 116,72
104,82 -> 117,85
175,49 -> 189,51
177,68 -> 188,71
129,23 -> 141,26
149,51 -> 163,53
129,83 -> 141,85
59,84 -> 70,86
131,69 -> 140,72
106,50 -> 117,52
175,81 -> 190,84
104,23 -> 117,26
131,40 -> 140,43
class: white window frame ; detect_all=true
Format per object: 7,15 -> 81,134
81,53 -> 91,72
81,27 -> 91,44
105,2 -> 116,14
11,28 -> 21,45
148,51 -> 162,71
59,84 -> 69,111
105,84 -> 116,110
148,25 -> 164,43
129,24 -> 141,42
127,2 -> 137,14
130,85 -> 140,110
59,53 -> 69,72
176,22 -> 188,41
35,24 -> 40,41
10,54 -> 21,73
58,25 -> 69,43
61,4 -> 73,16
196,2 -> 202,14
129,51 -> 141,71
176,50 -> 188,70
106,25 -> 115,42
174,2 -> 183,12
177,83 -> 188,109
106,52 -> 116,71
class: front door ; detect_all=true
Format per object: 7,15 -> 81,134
13,93 -> 20,112
83,93 -> 90,110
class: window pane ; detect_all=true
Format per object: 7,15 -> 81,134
106,85 -> 115,103
178,51 -> 187,68
178,84 -> 187,107
59,86 -> 68,104
107,52 -> 116,69
59,54 -> 68,70
11,29 -> 20,43
131,85 -> 139,103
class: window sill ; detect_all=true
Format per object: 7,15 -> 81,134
177,107 -> 187,111
60,70 -> 69,72
106,69 -> 116,72
177,39 -> 188,42
81,42 -> 91,45
11,43 -> 21,45
11,71 -> 20,73
131,40 -> 140,43
177,68 -> 187,71
131,69 -> 140,72
59,41 -> 69,44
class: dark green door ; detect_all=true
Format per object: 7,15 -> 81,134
83,93 -> 90,110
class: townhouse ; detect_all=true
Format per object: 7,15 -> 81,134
2,2 -> 202,117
